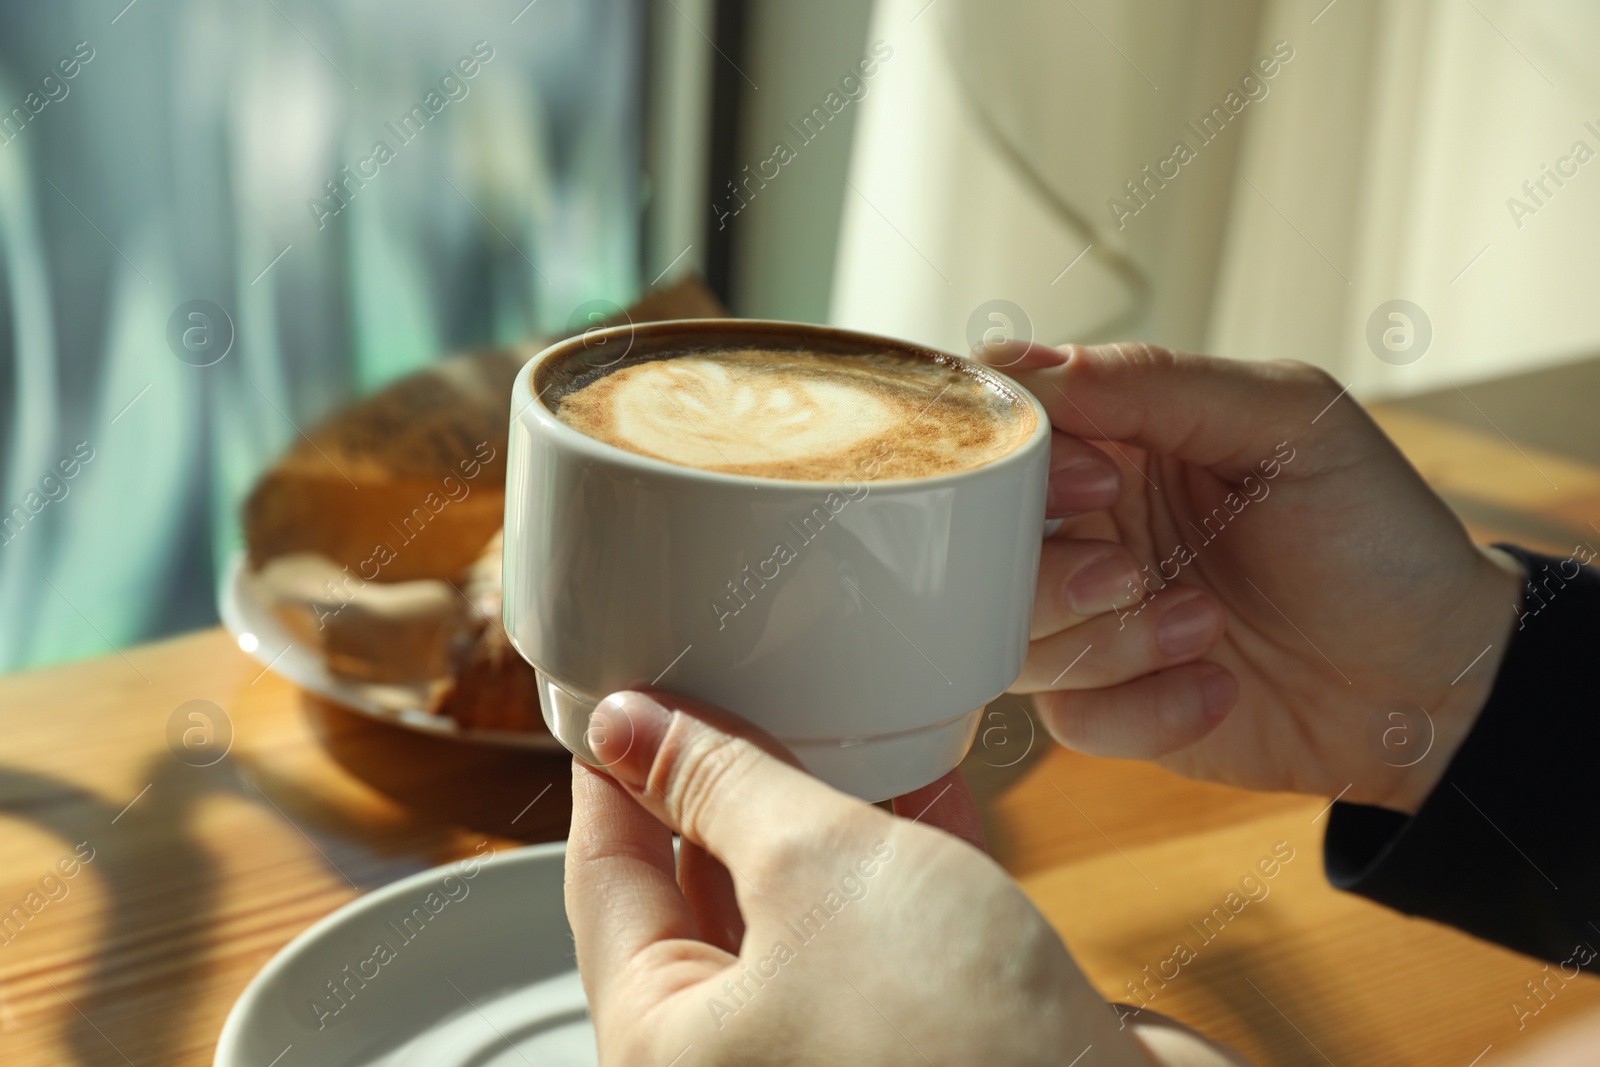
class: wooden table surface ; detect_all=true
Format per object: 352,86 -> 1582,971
3,400 -> 1599,1067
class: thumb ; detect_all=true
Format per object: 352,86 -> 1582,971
978,341 -> 1349,479
587,690 -> 860,875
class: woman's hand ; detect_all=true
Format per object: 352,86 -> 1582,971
981,341 -> 1525,813
564,690 -> 1222,1066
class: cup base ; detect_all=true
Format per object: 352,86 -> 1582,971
534,670 -> 982,804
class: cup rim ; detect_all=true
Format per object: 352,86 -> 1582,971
516,318 -> 1052,491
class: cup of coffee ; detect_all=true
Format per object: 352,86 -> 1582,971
502,320 -> 1049,801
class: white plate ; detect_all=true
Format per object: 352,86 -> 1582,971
218,549 -> 561,750
214,842 -> 595,1067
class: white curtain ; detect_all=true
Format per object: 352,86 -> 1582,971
832,0 -> 1600,399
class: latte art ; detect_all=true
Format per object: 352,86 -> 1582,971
607,357 -> 897,471
548,346 -> 1035,482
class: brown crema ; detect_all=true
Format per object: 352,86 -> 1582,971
543,346 -> 1036,482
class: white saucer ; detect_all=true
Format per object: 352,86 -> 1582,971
218,549 -> 562,751
214,842 -> 595,1067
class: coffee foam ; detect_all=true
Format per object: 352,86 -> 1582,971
547,346 -> 1036,482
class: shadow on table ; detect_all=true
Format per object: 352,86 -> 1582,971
0,757 -> 238,1067
0,697 -> 572,1067
1106,918 -> 1356,1066
301,695 -> 573,844
960,694 -> 1051,855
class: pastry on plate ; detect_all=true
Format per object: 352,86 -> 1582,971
239,277 -> 727,732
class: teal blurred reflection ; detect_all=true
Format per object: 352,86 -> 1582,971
0,0 -> 642,671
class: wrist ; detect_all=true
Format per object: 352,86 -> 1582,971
1377,544 -> 1526,815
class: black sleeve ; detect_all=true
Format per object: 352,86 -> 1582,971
1323,545 -> 1600,964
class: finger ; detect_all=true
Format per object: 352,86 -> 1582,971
971,338 -> 1073,372
1047,430 -> 1121,517
1035,662 -> 1238,759
1031,538 -> 1145,639
1013,586 -> 1225,693
565,760 -> 715,1009
678,841 -> 745,953
587,690 -> 865,881
992,342 -> 1338,479
977,344 -> 1127,515
977,346 -> 1122,515
891,768 -> 987,851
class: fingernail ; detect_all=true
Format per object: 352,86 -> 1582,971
588,691 -> 670,788
1048,458 -> 1120,515
1200,668 -> 1237,720
1157,596 -> 1221,658
1066,554 -> 1141,614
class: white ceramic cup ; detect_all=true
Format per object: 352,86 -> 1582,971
502,320 -> 1050,802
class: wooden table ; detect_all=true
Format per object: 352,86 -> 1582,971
3,397 -> 1599,1066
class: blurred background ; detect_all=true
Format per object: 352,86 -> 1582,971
2,0 -> 1597,673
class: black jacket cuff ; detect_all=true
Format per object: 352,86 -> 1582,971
1323,545 -> 1600,962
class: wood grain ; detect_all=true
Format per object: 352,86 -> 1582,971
1,398 -> 1597,1066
